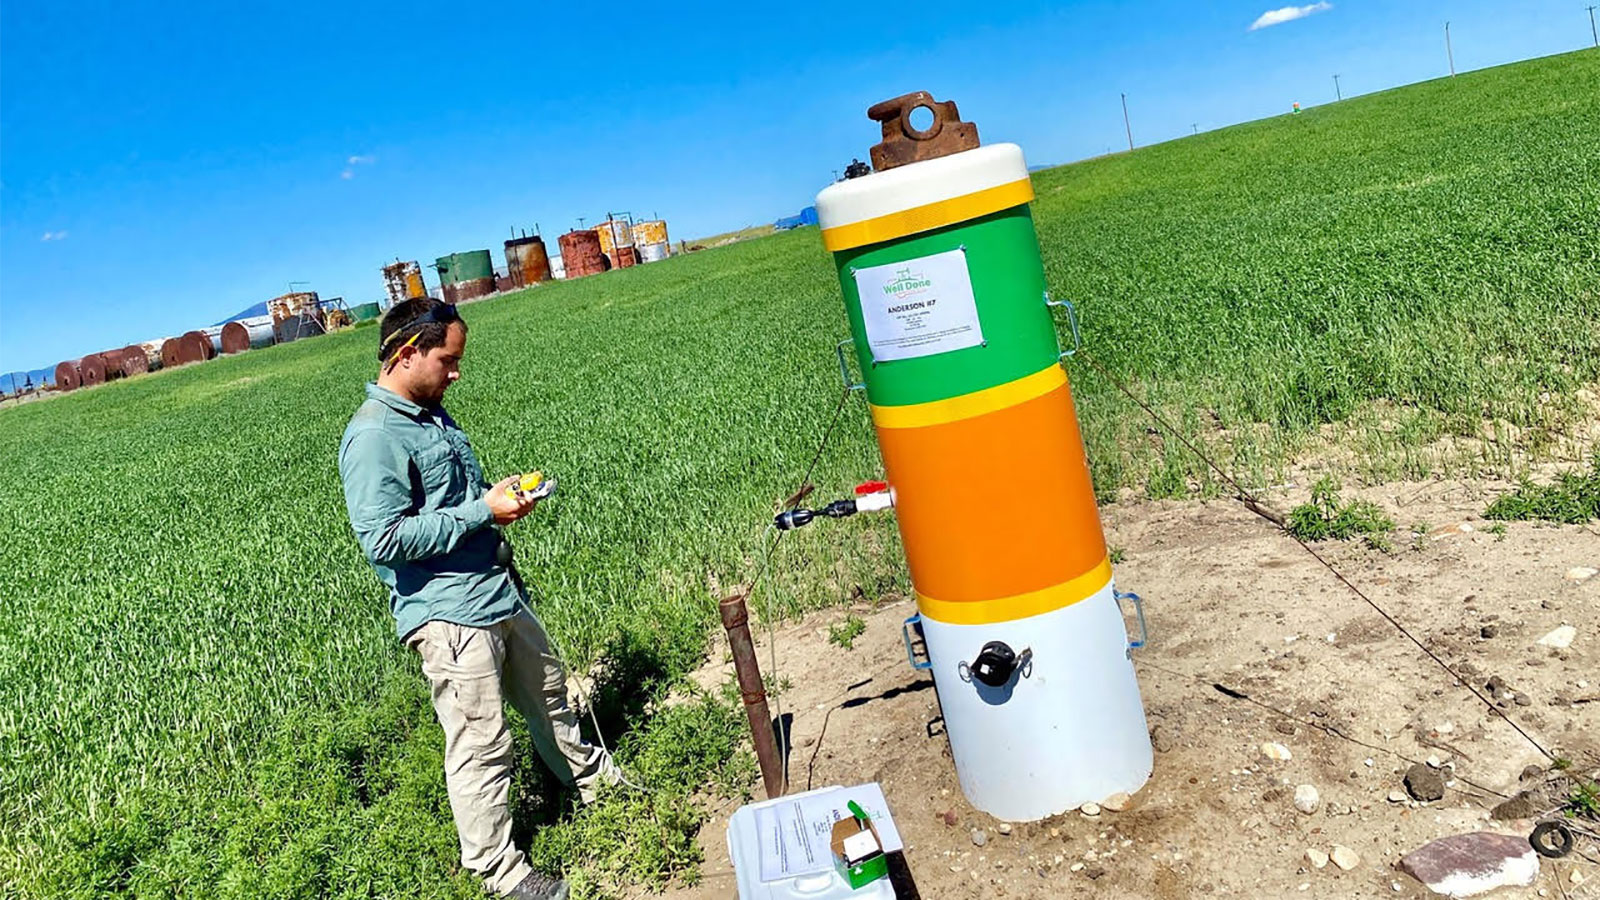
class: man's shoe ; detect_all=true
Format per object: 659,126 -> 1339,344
506,871 -> 569,900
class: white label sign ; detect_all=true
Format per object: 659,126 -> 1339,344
853,248 -> 983,362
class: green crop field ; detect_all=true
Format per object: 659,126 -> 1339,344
2,48 -> 1596,899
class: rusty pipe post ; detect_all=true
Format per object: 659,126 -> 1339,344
720,592 -> 785,799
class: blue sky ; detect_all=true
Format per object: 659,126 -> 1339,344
1,0 -> 1593,378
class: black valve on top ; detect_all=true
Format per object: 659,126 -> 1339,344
774,499 -> 858,531
967,641 -> 1033,687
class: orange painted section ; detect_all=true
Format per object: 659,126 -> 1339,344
877,380 -> 1107,615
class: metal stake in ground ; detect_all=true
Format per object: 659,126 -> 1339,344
720,592 -> 785,799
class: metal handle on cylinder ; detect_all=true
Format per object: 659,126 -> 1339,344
1044,291 -> 1083,360
1114,589 -> 1148,651
836,338 -> 866,392
901,613 -> 932,670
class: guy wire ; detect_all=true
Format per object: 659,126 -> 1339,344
1071,347 -> 1557,762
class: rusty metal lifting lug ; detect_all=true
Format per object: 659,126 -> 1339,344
866,91 -> 980,171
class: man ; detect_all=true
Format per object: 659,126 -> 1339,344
338,298 -> 616,900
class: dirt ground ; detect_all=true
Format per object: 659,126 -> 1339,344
666,476 -> 1599,899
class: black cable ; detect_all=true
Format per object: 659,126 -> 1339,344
1073,348 -> 1559,762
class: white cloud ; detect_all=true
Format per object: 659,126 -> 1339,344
1250,1 -> 1332,30
40,230 -> 69,242
341,153 -> 375,181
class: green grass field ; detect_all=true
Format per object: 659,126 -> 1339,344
1,48 -> 1596,899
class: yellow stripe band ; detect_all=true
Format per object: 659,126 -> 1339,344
870,364 -> 1065,430
820,178 -> 1036,251
916,557 -> 1112,626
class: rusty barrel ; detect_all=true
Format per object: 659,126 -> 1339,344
55,360 -> 83,392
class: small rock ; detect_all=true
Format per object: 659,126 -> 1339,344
997,823 -> 1012,835
1519,765 -> 1543,781
1479,624 -> 1498,639
1330,845 -> 1359,870
1566,566 -> 1598,582
1405,763 -> 1446,802
970,828 -> 988,847
1537,625 -> 1576,649
1084,865 -> 1105,880
1571,869 -> 1585,886
1080,802 -> 1101,817
1513,692 -> 1532,707
1275,720 -> 1296,735
1399,831 -> 1538,897
1151,725 -> 1175,753
1293,784 -> 1320,814
1490,792 -> 1540,821
1305,848 -> 1329,869
1388,790 -> 1408,803
1262,741 -> 1293,762
1070,862 -> 1084,872
939,810 -> 959,827
1541,599 -> 1561,610
1427,754 -> 1444,768
1101,791 -> 1132,812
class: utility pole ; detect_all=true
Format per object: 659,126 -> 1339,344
1191,123 -> 1198,135
1587,5 -> 1598,47
1120,93 -> 1134,151
1333,73 -> 1342,101
1445,22 -> 1456,77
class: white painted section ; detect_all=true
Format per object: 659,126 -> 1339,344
919,581 -> 1152,821
815,143 -> 1029,232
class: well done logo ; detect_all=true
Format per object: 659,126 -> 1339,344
881,266 -> 936,313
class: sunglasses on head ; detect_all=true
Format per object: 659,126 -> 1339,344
381,303 -> 460,368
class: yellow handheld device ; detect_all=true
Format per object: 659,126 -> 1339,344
506,471 -> 556,500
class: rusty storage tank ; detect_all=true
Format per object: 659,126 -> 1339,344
595,218 -> 637,269
160,337 -> 185,369
558,229 -> 607,279
267,291 -> 321,323
95,350 -> 129,382
382,260 -> 428,306
504,234 -> 552,288
434,251 -> 496,303
633,219 -> 670,263
119,345 -> 151,377
55,360 -> 83,392
79,354 -> 109,387
177,328 -> 222,365
221,316 -> 276,354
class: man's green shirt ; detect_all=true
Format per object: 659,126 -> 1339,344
338,383 -> 520,639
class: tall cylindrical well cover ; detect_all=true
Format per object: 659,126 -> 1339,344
814,110 -> 1151,822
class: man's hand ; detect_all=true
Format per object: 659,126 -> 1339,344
486,475 -> 540,526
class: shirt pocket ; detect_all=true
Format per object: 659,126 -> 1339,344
412,440 -> 463,503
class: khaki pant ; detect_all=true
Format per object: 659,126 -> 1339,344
407,608 -> 617,895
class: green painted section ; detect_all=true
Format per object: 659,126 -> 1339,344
833,205 -> 1058,408
435,250 -> 494,285
350,302 -> 383,322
